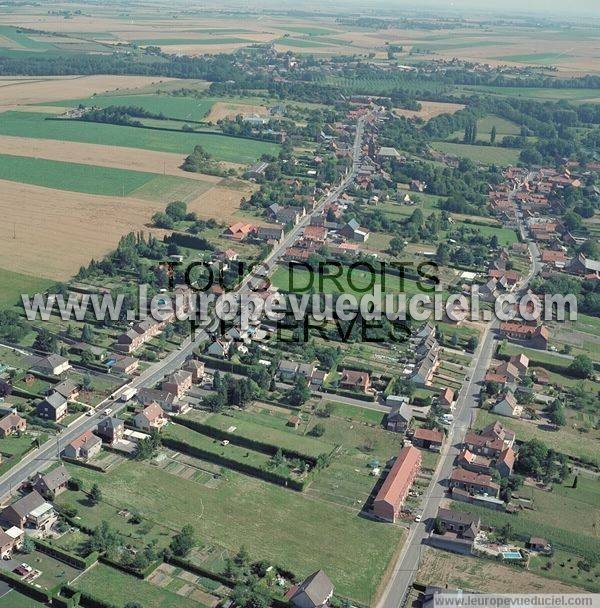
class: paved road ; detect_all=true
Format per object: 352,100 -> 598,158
0,116 -> 368,502
378,199 -> 543,608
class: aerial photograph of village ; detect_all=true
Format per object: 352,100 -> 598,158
0,0 -> 598,607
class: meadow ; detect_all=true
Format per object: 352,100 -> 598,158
0,267 -> 53,309
44,93 -> 217,122
430,141 -> 521,166
0,112 -> 279,163
60,460 -> 403,603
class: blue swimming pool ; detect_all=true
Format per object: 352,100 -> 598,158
502,551 -> 523,560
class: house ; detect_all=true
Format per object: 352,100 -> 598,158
339,369 -> 371,394
206,338 -> 231,359
37,392 -> 68,422
449,468 -> 499,497
52,379 -> 79,401
0,412 -> 26,438
411,180 -> 427,192
225,222 -> 255,241
438,388 -> 454,410
303,225 -> 328,242
495,447 -> 515,478
0,491 -> 56,531
412,428 -> 444,451
276,206 -> 304,226
256,226 -> 284,245
527,537 -> 550,552
32,465 -> 70,499
436,508 -> 481,539
111,355 -> 139,375
457,449 -> 492,474
373,446 -> 421,523
137,387 -> 180,413
499,323 -> 549,350
340,219 -> 369,242
377,146 -> 402,162
310,369 -> 327,389
134,402 -> 167,432
278,359 -> 299,382
26,354 -> 71,376
96,417 -> 125,445
286,570 -> 334,608
481,421 -> 515,448
288,415 -> 302,429
162,370 -> 193,398
63,430 -> 102,460
509,353 -> 529,377
386,403 -> 412,433
412,346 -> 439,386
567,253 -> 600,277
183,359 -> 205,383
463,432 -> 504,458
492,392 -> 523,418
0,527 -> 23,559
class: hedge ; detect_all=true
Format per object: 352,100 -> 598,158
162,437 -> 306,491
62,585 -> 120,608
320,386 -> 376,402
172,416 -> 321,465
0,568 -> 51,604
62,456 -> 107,473
195,353 -> 261,376
34,538 -> 98,569
164,233 -> 214,251
98,555 -> 162,579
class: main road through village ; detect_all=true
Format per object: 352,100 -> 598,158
0,115 -> 367,501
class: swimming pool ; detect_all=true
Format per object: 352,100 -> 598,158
502,550 -> 523,560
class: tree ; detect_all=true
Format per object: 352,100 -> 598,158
82,374 -> 93,392
466,336 -> 478,352
0,380 -> 11,399
490,125 -> 497,144
151,212 -> 174,229
125,603 -> 143,608
68,477 -> 84,491
568,355 -> 593,379
388,236 -> 405,256
81,324 -> 93,342
21,536 -> 35,553
165,201 -> 187,222
310,423 -> 325,437
33,327 -> 57,353
572,475 -> 578,489
170,524 -> 195,557
89,483 -> 102,505
547,399 -> 566,426
287,376 -> 311,407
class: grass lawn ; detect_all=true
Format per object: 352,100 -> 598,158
74,563 -> 205,608
450,221 -> 519,246
0,590 -> 47,607
24,549 -> 82,589
474,409 -> 599,468
448,115 -> 521,142
529,548 -> 600,592
60,459 -> 403,603
0,267 -> 54,309
0,433 -> 36,475
431,141 -> 520,166
0,112 -> 279,164
191,411 -> 335,458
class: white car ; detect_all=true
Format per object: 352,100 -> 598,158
104,408 -> 112,417
414,515 -> 422,523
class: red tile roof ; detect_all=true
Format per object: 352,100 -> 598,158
374,446 -> 421,512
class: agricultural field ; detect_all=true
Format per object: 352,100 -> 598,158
430,141 -> 521,166
393,100 -> 465,121
0,111 -> 279,163
0,267 -> 53,309
58,458 -> 403,603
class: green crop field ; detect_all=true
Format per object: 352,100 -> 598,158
276,37 -> 334,47
0,153 -> 160,195
0,112 -> 280,163
0,267 -> 53,310
281,26 -> 339,36
431,141 -> 521,166
0,25 -> 52,51
454,86 -> 600,103
496,52 -> 572,65
61,460 -> 403,603
44,94 -> 216,122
